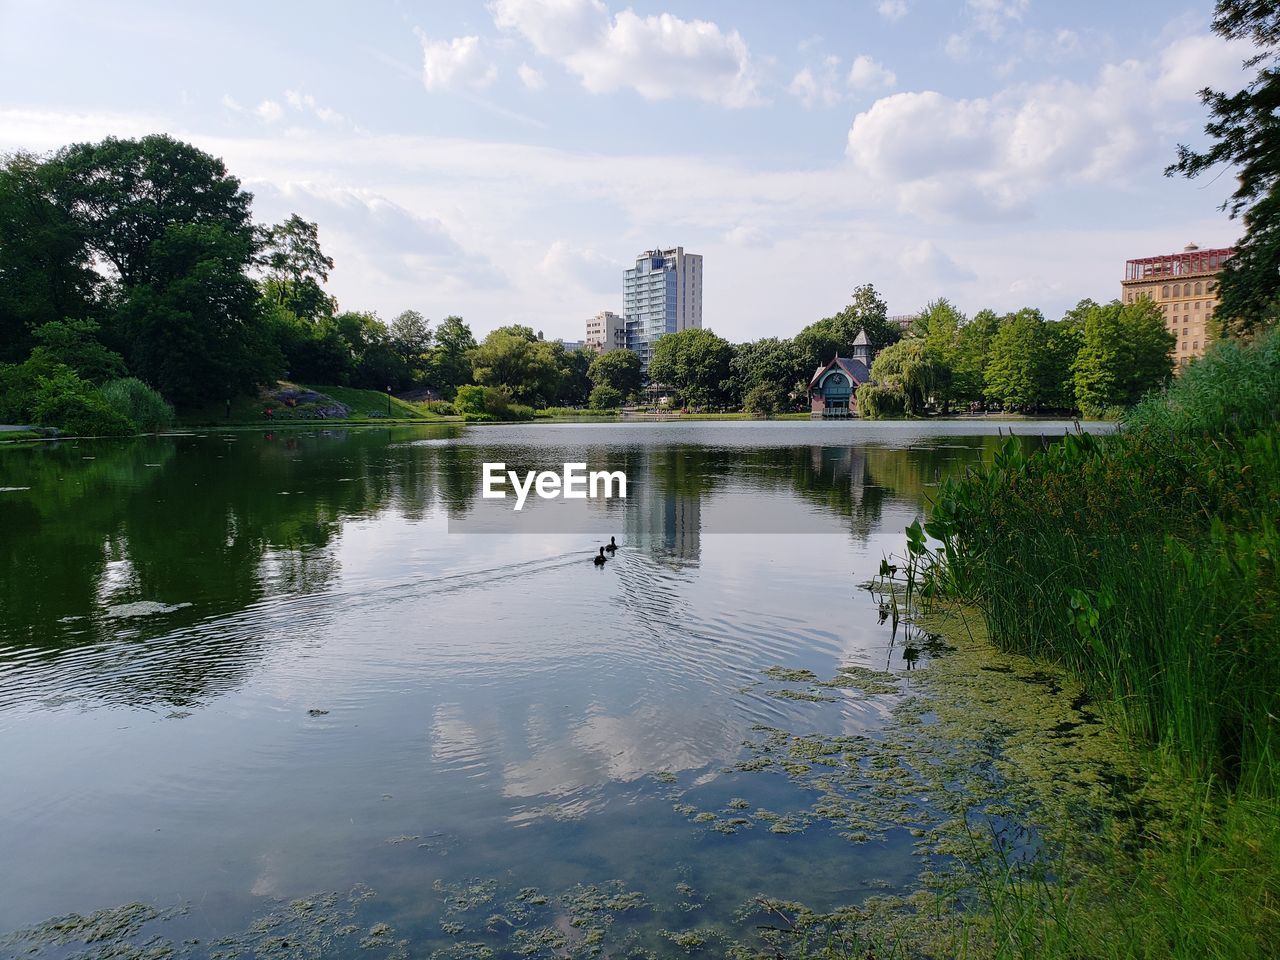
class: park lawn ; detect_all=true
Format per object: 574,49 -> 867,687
176,382 -> 451,426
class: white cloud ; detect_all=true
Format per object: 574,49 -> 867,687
1155,32 -> 1253,99
283,90 -> 346,124
517,62 -> 546,90
877,0 -> 908,21
491,0 -> 760,107
966,0 -> 1029,37
788,56 -> 843,109
418,32 -> 498,91
538,240 -> 621,293
848,55 -> 896,91
898,240 -> 975,283
846,32 -> 1246,222
255,100 -> 283,123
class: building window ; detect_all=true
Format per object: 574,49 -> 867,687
1193,341 -> 1199,350
1161,285 -> 1170,298
1183,327 -> 1188,335
1195,301 -> 1201,310
1194,282 -> 1202,294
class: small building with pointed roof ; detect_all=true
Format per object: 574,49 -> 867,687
808,330 -> 872,418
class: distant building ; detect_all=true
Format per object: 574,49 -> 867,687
1122,243 -> 1233,369
808,331 -> 872,418
624,247 -> 702,369
557,339 -> 586,352
584,311 -> 626,353
888,314 -> 916,333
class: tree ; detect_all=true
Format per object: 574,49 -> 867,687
589,384 -> 623,410
469,325 -> 562,406
742,382 -> 785,417
646,328 -> 735,408
588,348 -> 643,400
795,284 -> 899,370
390,309 -> 433,379
113,223 -> 281,406
0,152 -> 99,362
984,309 -> 1051,409
870,339 -> 948,415
908,299 -> 964,410
426,316 -> 476,397
952,309 -> 1000,405
261,215 -> 335,321
555,347 -> 594,407
1168,0 -> 1280,334
30,318 -> 126,384
728,337 -> 808,408
1072,300 -> 1175,415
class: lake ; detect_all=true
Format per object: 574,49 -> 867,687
0,420 -> 1099,958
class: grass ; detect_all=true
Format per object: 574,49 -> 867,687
0,430 -> 43,442
176,381 -> 455,426
901,329 -> 1280,957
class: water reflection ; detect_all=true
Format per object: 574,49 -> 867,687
0,421 -> 1094,940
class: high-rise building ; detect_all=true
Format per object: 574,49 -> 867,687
584,310 -> 626,353
1121,243 -> 1233,369
624,247 -> 702,369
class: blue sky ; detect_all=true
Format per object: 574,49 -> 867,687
0,0 -> 1255,342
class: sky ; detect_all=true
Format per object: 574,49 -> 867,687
0,0 -> 1257,343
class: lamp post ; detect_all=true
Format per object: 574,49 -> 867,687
386,386 -> 392,418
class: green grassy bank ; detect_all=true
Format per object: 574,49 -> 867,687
911,329 -> 1280,957
176,381 -> 453,426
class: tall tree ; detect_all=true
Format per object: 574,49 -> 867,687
952,308 -> 1000,405
1169,0 -> 1280,334
647,328 -> 735,408
588,348 -> 644,400
984,309 -> 1051,409
870,339 -> 948,415
469,325 -> 562,405
796,283 -> 900,369
427,316 -> 476,398
0,152 -> 99,362
728,337 -> 808,407
1072,300 -> 1175,414
261,214 -> 336,321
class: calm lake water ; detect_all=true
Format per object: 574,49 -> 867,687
0,421 -> 1100,958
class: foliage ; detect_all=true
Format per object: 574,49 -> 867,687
31,367 -> 134,436
424,399 -> 456,416
588,384 -> 623,410
588,348 -> 643,400
453,385 -> 487,415
469,325 -> 565,406
427,316 -> 477,398
795,283 -> 899,370
924,327 -> 1280,792
983,309 -> 1056,409
260,214 -> 335,321
951,309 -> 1001,405
0,152 -> 100,363
729,337 -> 808,408
1169,0 -> 1280,335
742,381 -> 785,417
870,338 -> 948,415
855,382 -> 906,419
98,377 -> 174,431
30,318 -> 126,384
1071,300 -> 1175,415
555,347 -> 593,407
646,327 -> 735,407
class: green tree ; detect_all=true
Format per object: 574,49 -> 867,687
870,339 -> 948,415
646,328 -> 735,408
728,337 -> 808,407
426,316 -> 476,398
0,152 -> 99,362
29,318 -> 126,384
1072,300 -> 1175,415
742,381 -> 785,417
555,347 -> 594,406
588,348 -> 643,400
390,309 -> 433,383
469,325 -> 561,406
984,309 -> 1051,409
589,384 -> 623,410
1169,0 -> 1280,334
795,284 -> 899,370
261,214 -> 335,321
952,308 -> 1000,405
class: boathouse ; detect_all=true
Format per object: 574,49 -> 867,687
809,331 -> 872,418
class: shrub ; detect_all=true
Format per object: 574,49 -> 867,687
99,378 -> 174,431
589,384 -> 623,410
505,403 -> 535,421
425,399 -> 456,416
462,411 -> 497,423
32,369 -> 134,436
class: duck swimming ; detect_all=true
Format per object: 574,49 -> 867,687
593,546 -> 608,566
605,536 -> 618,553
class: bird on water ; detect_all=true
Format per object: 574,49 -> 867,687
605,536 -> 618,553
593,546 -> 609,566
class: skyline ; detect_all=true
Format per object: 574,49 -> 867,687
0,0 -> 1256,342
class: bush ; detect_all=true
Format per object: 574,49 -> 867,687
454,385 -> 487,415
589,384 -> 623,410
505,403 -> 535,421
32,369 -> 134,436
99,378 -> 174,431
742,382 -> 784,417
856,382 -> 906,419
425,399 -> 456,416
462,411 -> 497,423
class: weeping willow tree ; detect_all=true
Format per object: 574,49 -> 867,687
868,339 -> 950,415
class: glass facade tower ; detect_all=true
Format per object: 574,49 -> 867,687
624,247 -> 702,370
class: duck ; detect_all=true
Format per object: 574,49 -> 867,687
605,536 -> 618,554
593,546 -> 609,566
